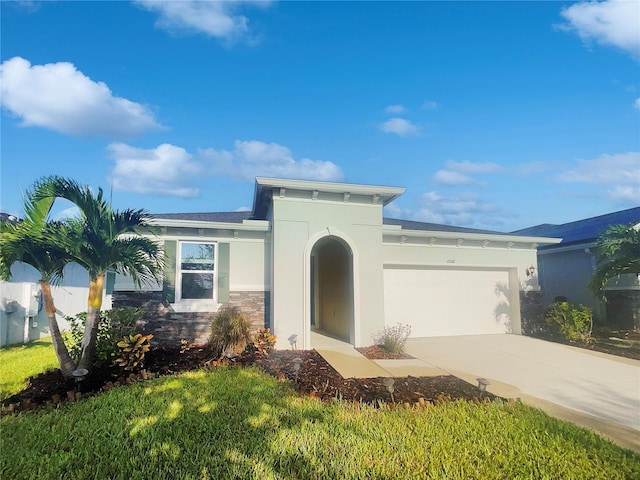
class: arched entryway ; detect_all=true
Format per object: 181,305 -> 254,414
310,236 -> 354,344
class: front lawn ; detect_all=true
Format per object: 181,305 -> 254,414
0,337 -> 58,401
2,366 -> 639,479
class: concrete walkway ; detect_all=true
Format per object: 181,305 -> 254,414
313,331 -> 448,378
313,332 -> 640,452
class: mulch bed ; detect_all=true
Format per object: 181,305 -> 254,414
2,345 -> 498,414
356,345 -> 414,360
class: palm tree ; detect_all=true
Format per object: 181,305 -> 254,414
589,223 -> 640,300
31,176 -> 164,371
0,190 -> 77,378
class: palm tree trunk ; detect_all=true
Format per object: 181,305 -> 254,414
77,274 -> 104,371
40,281 -> 76,379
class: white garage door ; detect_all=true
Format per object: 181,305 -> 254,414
383,267 -> 515,337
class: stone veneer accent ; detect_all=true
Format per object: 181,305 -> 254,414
605,290 -> 640,330
112,290 -> 270,345
519,290 -> 545,336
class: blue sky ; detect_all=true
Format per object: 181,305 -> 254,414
1,0 -> 638,232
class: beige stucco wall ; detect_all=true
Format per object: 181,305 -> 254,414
381,241 -> 541,337
383,242 -> 540,289
113,231 -> 270,312
229,239 -> 270,292
270,195 -> 386,349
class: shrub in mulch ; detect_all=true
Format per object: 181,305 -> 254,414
2,345 -> 500,414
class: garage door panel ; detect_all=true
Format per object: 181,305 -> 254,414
384,268 -> 513,337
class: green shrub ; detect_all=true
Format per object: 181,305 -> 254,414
209,307 -> 252,357
374,323 -> 412,354
64,307 -> 145,363
254,327 -> 277,355
545,301 -> 593,343
115,333 -> 153,371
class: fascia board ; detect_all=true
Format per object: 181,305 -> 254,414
255,177 -> 406,204
385,227 -> 562,246
148,218 -> 270,231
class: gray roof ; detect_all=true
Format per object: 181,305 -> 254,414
152,211 -> 253,223
512,207 -> 640,248
383,217 -> 504,235
151,212 -> 547,237
0,213 -> 20,223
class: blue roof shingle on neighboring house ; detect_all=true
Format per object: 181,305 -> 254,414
152,211 -> 253,223
512,207 -> 640,249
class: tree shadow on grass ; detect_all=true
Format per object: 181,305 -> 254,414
1,366 -> 351,479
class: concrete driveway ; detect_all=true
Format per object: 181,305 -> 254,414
404,335 -> 640,434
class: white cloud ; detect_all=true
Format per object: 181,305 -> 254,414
557,151 -> 640,203
380,117 -> 419,136
634,97 -> 640,110
52,206 -> 82,222
107,139 -> 344,197
559,0 -> 640,60
0,57 -> 162,138
108,143 -> 203,197
414,190 -> 514,229
386,190 -> 515,230
201,140 -> 344,181
135,0 -> 271,42
444,160 -> 502,175
515,161 -> 554,175
432,170 -> 476,186
432,160 -> 502,185
385,104 -> 406,114
422,100 -> 439,110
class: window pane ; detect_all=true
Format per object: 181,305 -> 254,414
181,273 -> 214,299
181,243 -> 214,271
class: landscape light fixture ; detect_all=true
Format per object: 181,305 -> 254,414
476,377 -> 490,393
382,377 -> 395,403
292,357 -> 303,381
72,368 -> 88,384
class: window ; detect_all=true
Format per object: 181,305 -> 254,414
179,242 -> 216,301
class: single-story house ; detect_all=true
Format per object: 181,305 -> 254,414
514,207 -> 640,329
112,177 -> 561,349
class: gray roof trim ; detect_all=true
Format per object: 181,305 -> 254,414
252,177 -> 405,218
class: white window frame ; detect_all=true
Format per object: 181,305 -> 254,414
174,241 -> 218,312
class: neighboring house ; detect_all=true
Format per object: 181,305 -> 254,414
0,262 -> 112,347
112,177 -> 560,348
514,207 -> 640,328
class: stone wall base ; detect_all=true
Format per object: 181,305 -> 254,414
112,290 -> 270,345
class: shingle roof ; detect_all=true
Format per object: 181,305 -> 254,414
151,212 -> 553,237
0,213 -> 20,223
512,207 -> 640,248
152,211 -> 253,223
383,217 -> 504,235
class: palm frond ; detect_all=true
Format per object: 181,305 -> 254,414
590,222 -> 640,298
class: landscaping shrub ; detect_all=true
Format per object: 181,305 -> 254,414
115,333 -> 153,371
64,307 -> 145,364
545,301 -> 593,343
374,323 -> 412,354
254,328 -> 277,355
209,307 -> 252,357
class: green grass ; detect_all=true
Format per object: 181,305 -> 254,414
0,337 -> 58,401
2,366 -> 639,479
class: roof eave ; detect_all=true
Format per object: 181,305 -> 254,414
148,217 -> 270,231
